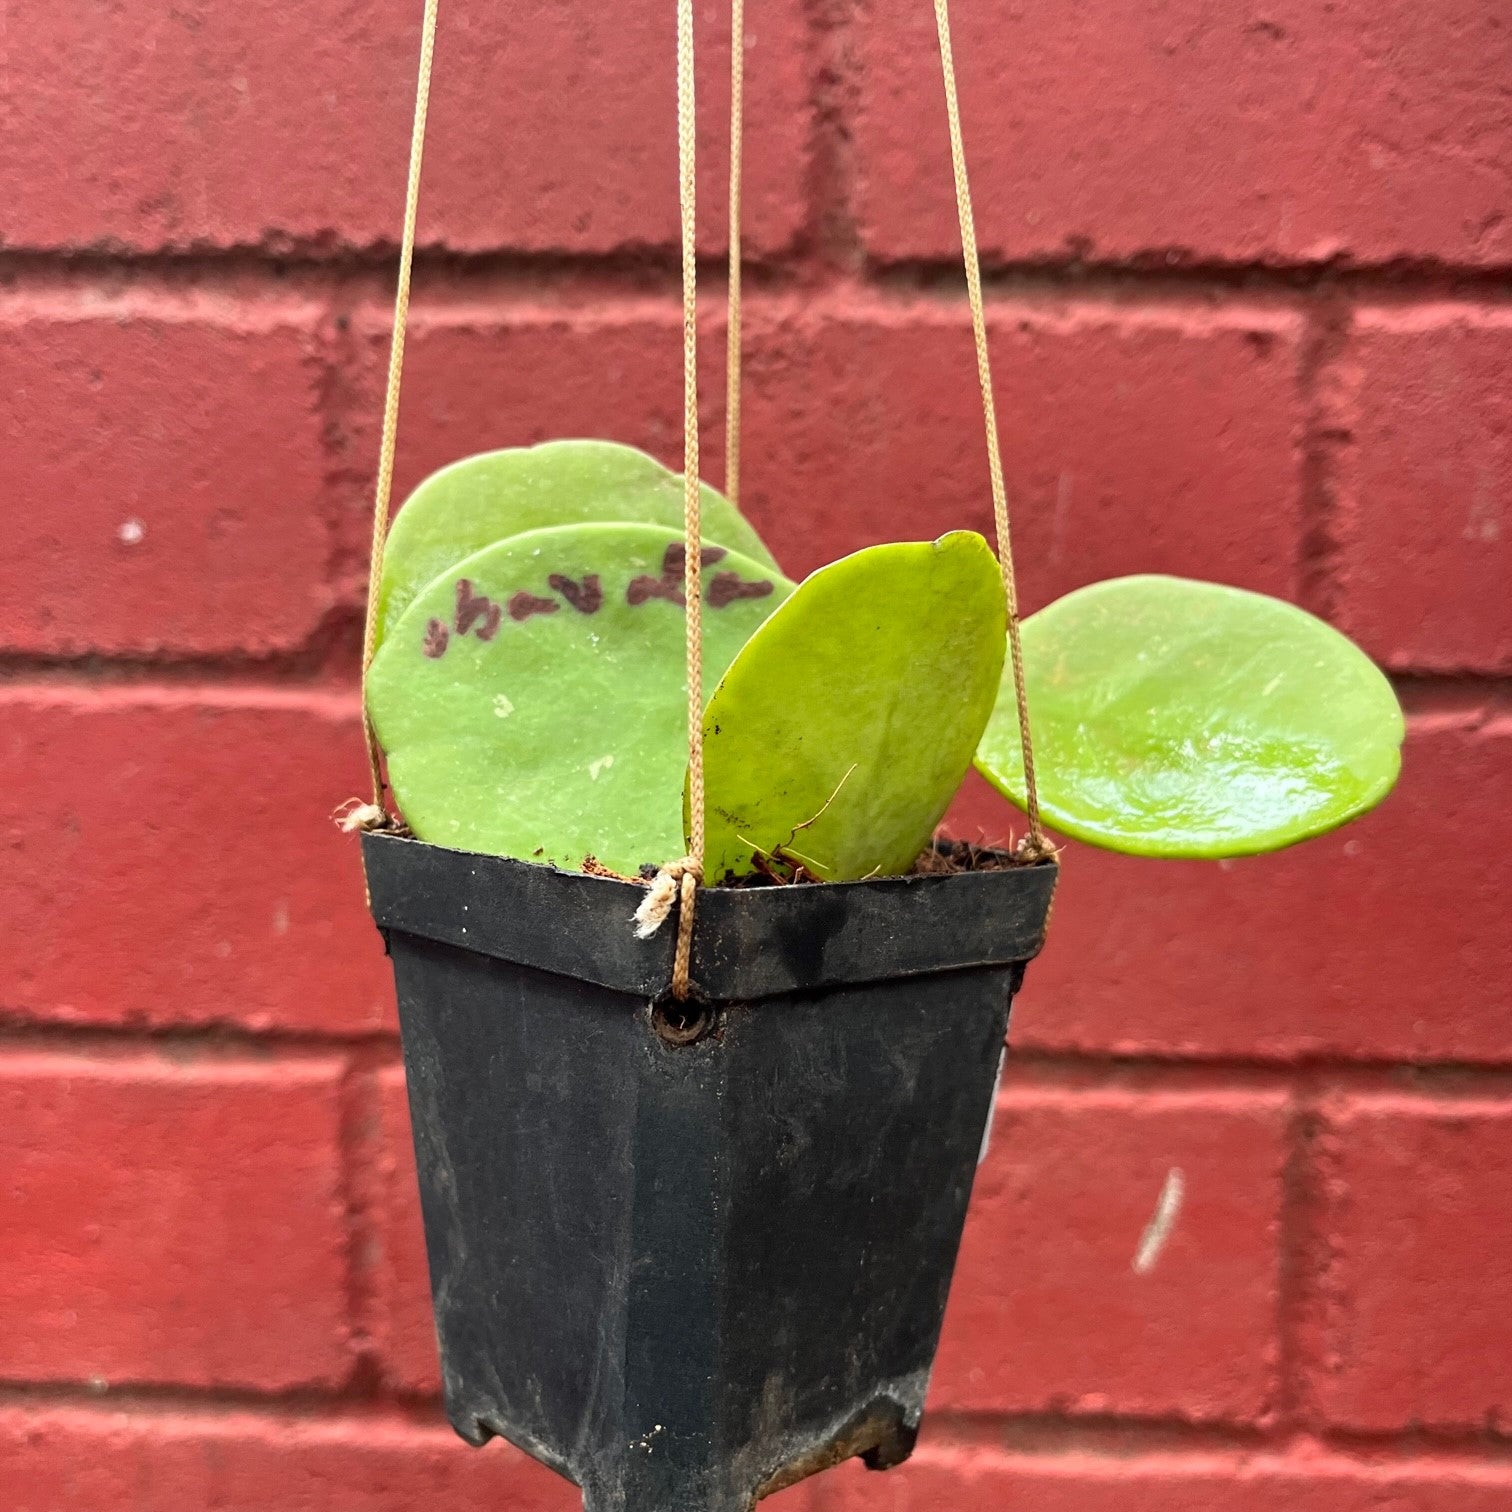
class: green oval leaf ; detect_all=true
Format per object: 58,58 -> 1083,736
368,523 -> 793,873
975,575 -> 1405,857
375,440 -> 779,643
696,532 -> 1007,883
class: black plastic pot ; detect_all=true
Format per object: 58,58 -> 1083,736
364,832 -> 1056,1512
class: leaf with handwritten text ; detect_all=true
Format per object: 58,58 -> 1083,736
367,523 -> 794,872
375,440 -> 780,643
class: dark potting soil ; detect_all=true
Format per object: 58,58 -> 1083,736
700,836 -> 1039,890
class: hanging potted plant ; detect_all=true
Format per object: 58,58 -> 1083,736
344,3 -> 1403,1510
355,457 -> 1400,1512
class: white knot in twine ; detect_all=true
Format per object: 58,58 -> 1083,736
634,856 -> 704,1001
334,800 -> 391,834
633,855 -> 700,938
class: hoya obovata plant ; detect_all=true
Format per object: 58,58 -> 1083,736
365,439 -> 1404,880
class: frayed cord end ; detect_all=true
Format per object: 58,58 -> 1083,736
334,799 -> 393,834
633,855 -> 702,938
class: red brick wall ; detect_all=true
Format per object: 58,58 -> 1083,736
2,1 -> 1509,1508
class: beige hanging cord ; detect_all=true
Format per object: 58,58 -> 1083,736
725,0 -> 745,509
934,0 -> 1050,861
633,0 -> 706,998
343,0 -> 440,835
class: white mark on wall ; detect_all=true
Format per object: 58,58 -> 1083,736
1050,471 -> 1073,565
1465,464 -> 1502,542
589,754 -> 615,780
1132,1166 -> 1185,1275
493,694 -> 515,719
118,519 -> 146,545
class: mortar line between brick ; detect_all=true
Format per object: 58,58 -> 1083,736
1275,1077 -> 1326,1433
336,1053 -> 392,1395
4,1387 -> 1512,1465
0,1379 -> 446,1421
314,290 -> 358,605
3,659 -> 1509,703
6,1023 -> 1512,1090
4,246 -> 1512,305
795,0 -> 862,277
1001,1053 -> 1512,1091
923,1412 -> 1512,1463
870,256 -> 1512,300
0,1022 -> 404,1061
1296,295 -> 1353,618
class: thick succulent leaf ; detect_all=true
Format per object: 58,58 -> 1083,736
374,440 -> 779,643
976,575 -> 1405,857
696,531 -> 1006,883
368,523 -> 793,873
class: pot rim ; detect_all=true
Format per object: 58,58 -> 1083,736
363,831 -> 1057,1002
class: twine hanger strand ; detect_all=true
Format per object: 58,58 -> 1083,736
672,0 -> 706,996
357,0 -> 441,822
638,0 -> 747,996
933,0 -> 1048,859
726,0 -> 745,511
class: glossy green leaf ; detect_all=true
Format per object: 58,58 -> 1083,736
368,523 -> 793,873
696,531 -> 1006,883
374,440 -> 779,643
975,575 -> 1405,857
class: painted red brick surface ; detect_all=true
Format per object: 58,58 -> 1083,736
932,1085 -> 1286,1423
1333,305 -> 1512,673
4,0 -> 1510,1506
0,291 -> 333,657
0,0 -> 809,256
853,0 -> 1512,268
0,1052 -> 349,1391
0,688 -> 390,1036
1309,1093 -> 1512,1432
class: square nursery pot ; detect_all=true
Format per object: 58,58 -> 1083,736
363,832 -> 1057,1512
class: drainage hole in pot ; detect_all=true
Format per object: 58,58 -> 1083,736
651,996 -> 715,1047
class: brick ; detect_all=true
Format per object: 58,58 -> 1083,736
1309,1093 -> 1512,1432
0,292 -> 332,658
345,295 -> 1303,597
1333,306 -> 1512,673
0,1405 -> 575,1512
0,1052 -> 348,1391
814,1442 -> 1512,1512
948,710 -> 1512,1063
853,0 -> 1512,268
932,1084 -> 1286,1423
0,0 -> 809,256
0,687 -> 391,1035
373,1064 -> 440,1394
0,1403 -> 824,1512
